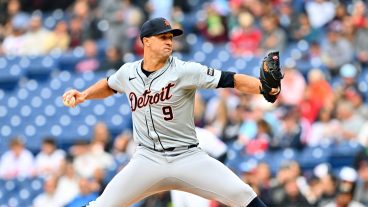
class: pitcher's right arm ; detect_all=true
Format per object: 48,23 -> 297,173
62,79 -> 115,108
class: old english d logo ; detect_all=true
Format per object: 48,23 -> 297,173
164,19 -> 170,27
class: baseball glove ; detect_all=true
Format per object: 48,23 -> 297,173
259,51 -> 283,103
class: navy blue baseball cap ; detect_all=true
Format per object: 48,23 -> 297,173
140,17 -> 183,41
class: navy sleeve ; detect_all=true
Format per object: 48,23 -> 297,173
217,71 -> 235,88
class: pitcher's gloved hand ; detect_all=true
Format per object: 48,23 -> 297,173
259,51 -> 284,103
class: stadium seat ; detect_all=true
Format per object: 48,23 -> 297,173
25,56 -> 57,81
262,148 -> 299,175
58,50 -> 83,71
329,141 -> 364,169
298,146 -> 332,172
0,57 -> 24,90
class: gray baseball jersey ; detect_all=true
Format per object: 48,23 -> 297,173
87,56 -> 258,207
108,56 -> 221,150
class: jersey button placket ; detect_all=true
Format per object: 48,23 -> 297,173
144,81 -> 156,139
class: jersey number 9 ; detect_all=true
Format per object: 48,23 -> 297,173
162,106 -> 173,121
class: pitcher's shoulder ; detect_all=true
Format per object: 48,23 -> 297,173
171,56 -> 199,68
118,60 -> 142,71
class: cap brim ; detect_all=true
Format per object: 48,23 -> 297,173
154,28 -> 183,37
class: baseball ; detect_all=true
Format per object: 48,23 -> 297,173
64,96 -> 76,107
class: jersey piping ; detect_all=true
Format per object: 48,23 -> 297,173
147,57 -> 173,151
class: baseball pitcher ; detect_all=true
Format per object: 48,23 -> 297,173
62,17 -> 283,207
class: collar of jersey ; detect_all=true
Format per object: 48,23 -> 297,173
138,56 -> 173,79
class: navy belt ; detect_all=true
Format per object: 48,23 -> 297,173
139,143 -> 198,152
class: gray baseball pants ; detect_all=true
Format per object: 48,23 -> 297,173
87,146 -> 257,207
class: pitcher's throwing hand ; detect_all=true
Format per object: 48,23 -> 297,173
62,89 -> 86,108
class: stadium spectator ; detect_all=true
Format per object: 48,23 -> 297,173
325,167 -> 365,207
290,13 -> 320,43
351,1 -> 366,29
146,0 -> 173,21
75,39 -> 101,73
333,3 -> 348,23
245,119 -> 271,155
72,140 -> 114,179
316,172 -> 338,207
335,100 -> 365,141
236,107 -> 257,145
277,2 -> 297,36
335,63 -> 360,98
308,107 -> 340,146
0,0 -> 21,26
245,0 -> 272,20
111,131 -> 134,169
70,141 -> 95,178
343,87 -> 368,119
70,0 -> 102,40
354,158 -> 368,205
99,0 -> 143,54
205,98 -> 228,137
270,107 -> 305,150
197,2 -> 228,43
321,21 -> 354,77
22,14 -> 51,55
89,168 -> 107,195
341,15 -> 357,43
254,162 -> 272,205
259,13 -> 286,53
230,11 -> 262,56
205,89 -> 239,137
0,0 -> 22,42
171,22 -> 190,53
0,138 -> 34,179
133,35 -> 144,56
306,42 -> 324,71
99,46 -> 125,71
305,0 -> 336,29
68,16 -> 85,48
268,163 -> 291,205
355,17 -> 368,68
300,68 -> 334,123
358,121 -> 368,147
33,176 -> 63,207
279,178 -> 312,207
34,137 -> 66,177
141,191 -> 171,207
1,12 -> 29,55
91,121 -> 112,151
54,158 -> 80,206
221,104 -> 244,144
65,178 -> 98,207
278,67 -> 307,106
44,20 -> 70,53
194,92 -> 206,127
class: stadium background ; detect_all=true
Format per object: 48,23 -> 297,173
0,0 -> 368,206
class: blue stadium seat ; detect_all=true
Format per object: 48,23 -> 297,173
198,89 -> 217,103
25,56 -> 57,81
298,146 -> 332,171
0,58 -> 24,90
329,141 -> 364,169
261,148 -> 299,175
58,50 -> 83,71
225,141 -> 246,174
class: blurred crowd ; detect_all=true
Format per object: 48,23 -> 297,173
1,0 -> 368,206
